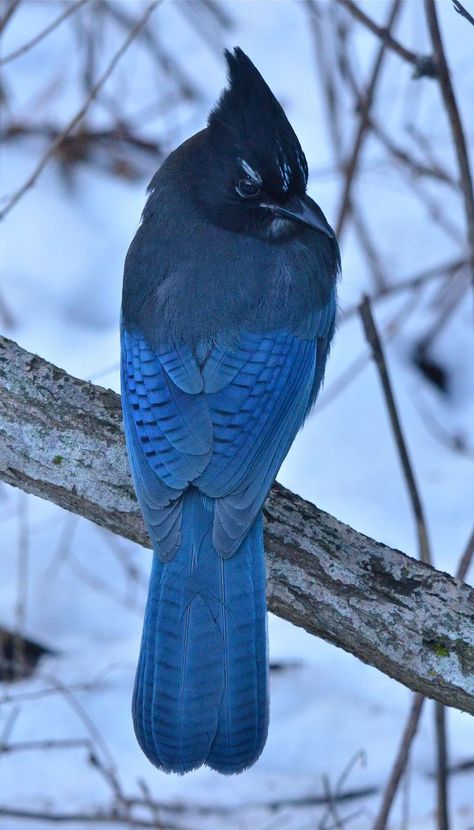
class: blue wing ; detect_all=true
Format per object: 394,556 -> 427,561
121,329 -> 212,559
197,331 -> 316,556
121,290 -> 336,560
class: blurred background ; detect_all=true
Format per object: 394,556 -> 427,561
0,1 -> 474,828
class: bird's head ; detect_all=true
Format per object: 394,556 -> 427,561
196,47 -> 334,242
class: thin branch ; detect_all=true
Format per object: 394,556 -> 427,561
0,737 -> 92,754
305,0 -> 388,288
435,702 -> 450,830
360,297 -> 452,830
0,806 -> 189,829
425,0 -> 474,281
128,783 -> 376,817
452,0 -> 474,26
359,296 -> 431,564
0,0 -> 89,66
415,271 -> 469,354
341,257 -> 466,323
369,119 -> 457,190
0,0 -> 20,34
335,0 -> 403,237
0,0 -> 160,222
411,391 -> 474,461
99,0 -> 198,101
457,525 -> 474,581
0,706 -> 20,752
0,292 -> 15,329
335,0 -> 437,76
373,694 -> 426,830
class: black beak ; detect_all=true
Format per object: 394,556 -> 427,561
263,194 -> 335,238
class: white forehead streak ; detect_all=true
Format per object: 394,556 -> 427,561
239,158 -> 262,185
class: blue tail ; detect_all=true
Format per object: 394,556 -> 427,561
132,489 -> 269,774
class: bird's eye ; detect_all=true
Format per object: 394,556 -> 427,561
236,178 -> 260,199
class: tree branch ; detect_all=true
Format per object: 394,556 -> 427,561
0,334 -> 473,714
335,0 -> 403,237
0,0 -> 160,222
0,0 -> 88,66
425,0 -> 474,281
335,0 -> 437,77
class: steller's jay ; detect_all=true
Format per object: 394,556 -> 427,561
121,47 -> 339,775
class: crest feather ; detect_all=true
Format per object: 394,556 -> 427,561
207,47 -> 308,195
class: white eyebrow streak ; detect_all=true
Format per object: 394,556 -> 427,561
296,152 -> 308,182
280,158 -> 291,192
239,158 -> 262,185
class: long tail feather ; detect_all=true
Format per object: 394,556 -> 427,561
132,489 -> 268,774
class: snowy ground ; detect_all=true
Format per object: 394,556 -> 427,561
1,1 -> 474,828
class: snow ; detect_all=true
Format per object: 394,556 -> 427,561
0,1 -> 473,828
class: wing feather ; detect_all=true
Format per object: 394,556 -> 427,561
121,290 -> 336,561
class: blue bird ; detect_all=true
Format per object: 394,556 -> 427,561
121,48 -> 339,775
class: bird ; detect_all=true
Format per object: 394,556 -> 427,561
121,47 -> 340,776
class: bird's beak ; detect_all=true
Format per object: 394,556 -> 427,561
262,194 -> 335,238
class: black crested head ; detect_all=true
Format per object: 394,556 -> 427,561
192,47 -> 334,243
208,47 -> 308,198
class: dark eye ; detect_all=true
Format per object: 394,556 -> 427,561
236,178 -> 260,199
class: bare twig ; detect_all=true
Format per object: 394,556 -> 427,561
0,293 -> 15,329
452,0 -> 474,27
415,271 -> 469,356
176,0 -> 231,53
408,175 -> 464,244
411,392 -> 474,461
129,785 -> 378,816
306,0 -> 387,288
360,297 -> 452,829
11,494 -> 29,678
15,493 -> 28,631
335,0 -> 403,237
0,0 -> 160,221
359,296 -> 431,563
320,774 -> 343,829
0,807 -> 190,829
53,681 -> 126,806
320,283 -> 428,412
341,257 -> 466,323
436,702 -> 450,830
100,0 -> 198,100
425,0 -> 474,281
0,0 -> 89,66
336,0 -> 437,76
319,752 -> 367,829
0,737 -> 92,754
0,670 -> 115,705
369,119 -> 457,189
0,706 -> 20,752
373,694 -> 426,830
0,0 -> 20,34
457,525 -> 474,581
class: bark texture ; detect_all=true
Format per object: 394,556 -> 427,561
0,334 -> 473,713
